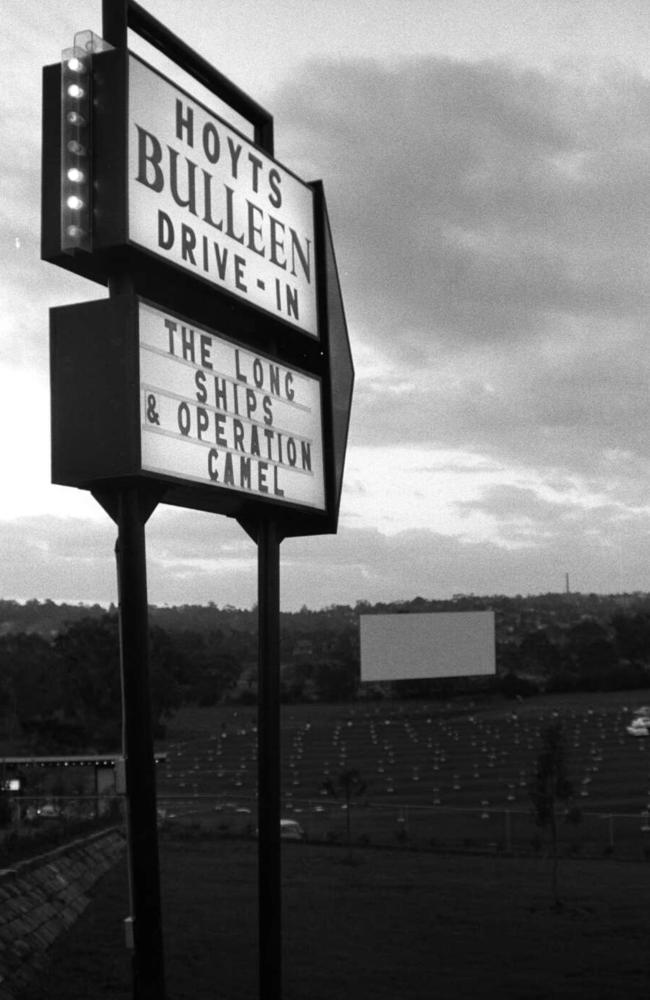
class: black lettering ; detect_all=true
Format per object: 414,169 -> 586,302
262,395 -> 273,426
177,402 -> 191,436
158,210 -> 174,250
250,425 -> 260,457
213,376 -> 228,410
202,121 -> 221,164
228,137 -> 242,178
285,372 -> 295,401
181,325 -> 195,363
235,350 -> 248,383
208,448 -> 219,481
197,406 -> 209,440
135,126 -> 164,191
269,216 -> 286,270
245,389 -> 257,419
252,358 -> 264,388
249,152 -> 263,192
287,437 -> 297,467
233,419 -> 245,451
202,170 -> 223,230
214,412 -> 228,446
181,224 -> 197,264
246,200 -> 265,257
290,229 -> 311,283
195,369 -> 207,403
165,318 -> 177,355
258,461 -> 269,494
286,284 -> 299,320
214,243 -> 228,280
301,440 -> 312,472
234,255 -> 247,292
225,186 -> 245,244
175,100 -> 194,146
273,465 -> 284,497
169,148 -> 197,215
268,168 -> 282,209
199,334 -> 212,369
223,452 -> 235,486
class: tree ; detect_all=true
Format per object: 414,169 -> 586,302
313,660 -> 358,702
529,721 -> 576,907
54,614 -> 183,750
323,768 -> 367,849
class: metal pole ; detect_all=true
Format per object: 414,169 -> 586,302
256,518 -> 282,1000
115,484 -> 166,1000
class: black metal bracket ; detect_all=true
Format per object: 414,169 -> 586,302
102,0 -> 274,153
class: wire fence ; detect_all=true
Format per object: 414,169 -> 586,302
155,794 -> 650,860
3,793 -> 650,861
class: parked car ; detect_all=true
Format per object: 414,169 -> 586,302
255,818 -> 306,841
37,803 -> 61,819
280,818 -> 305,841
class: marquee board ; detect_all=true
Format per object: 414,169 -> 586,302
50,294 -> 333,535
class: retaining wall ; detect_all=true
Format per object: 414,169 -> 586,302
0,828 -> 126,1000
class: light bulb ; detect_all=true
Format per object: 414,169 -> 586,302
67,139 -> 86,156
67,167 -> 85,183
67,83 -> 85,100
67,110 -> 87,126
66,194 -> 84,210
67,56 -> 86,73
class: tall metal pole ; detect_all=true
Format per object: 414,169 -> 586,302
114,484 -> 166,1000
256,518 -> 283,1000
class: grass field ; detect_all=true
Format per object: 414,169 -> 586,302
18,692 -> 650,998
154,691 -> 650,857
27,836 -> 650,999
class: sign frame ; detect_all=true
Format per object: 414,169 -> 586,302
50,293 -> 336,537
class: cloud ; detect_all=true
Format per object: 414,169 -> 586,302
278,57 -> 650,350
1,504 -> 647,611
273,55 -> 650,493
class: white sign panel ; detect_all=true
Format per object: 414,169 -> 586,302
139,302 -> 326,509
360,612 -> 496,681
128,56 -> 318,337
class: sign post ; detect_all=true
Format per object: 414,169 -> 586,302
43,3 -> 354,998
96,483 -> 166,1000
255,519 -> 283,998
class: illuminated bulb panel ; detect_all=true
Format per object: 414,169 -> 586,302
59,31 -> 113,253
60,45 -> 92,252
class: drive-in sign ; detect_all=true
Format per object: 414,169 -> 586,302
129,57 -> 318,337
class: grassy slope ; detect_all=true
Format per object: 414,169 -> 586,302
28,838 -> 650,1000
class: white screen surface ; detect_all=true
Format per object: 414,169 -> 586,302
360,611 -> 496,681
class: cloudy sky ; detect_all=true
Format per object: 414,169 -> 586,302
2,0 -> 650,610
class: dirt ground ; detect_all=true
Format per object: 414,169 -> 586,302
24,836 -> 650,1000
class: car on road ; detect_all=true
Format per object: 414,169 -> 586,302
280,818 -> 305,841
255,818 -> 306,841
36,803 -> 61,819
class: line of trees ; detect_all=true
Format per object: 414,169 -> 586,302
0,614 -> 246,752
1,597 -> 650,753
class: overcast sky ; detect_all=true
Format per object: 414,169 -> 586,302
2,0 -> 650,610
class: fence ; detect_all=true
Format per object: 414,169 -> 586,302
0,795 -> 124,864
155,794 -> 650,860
3,792 -> 650,861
